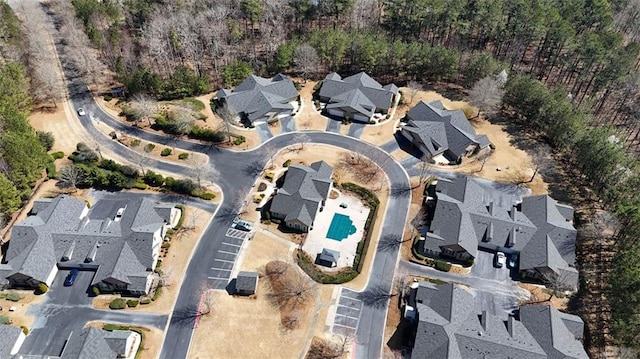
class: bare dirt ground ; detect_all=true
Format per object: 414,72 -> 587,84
296,81 -> 329,131
93,206 -> 214,314
0,291 -> 44,328
190,230 -> 334,359
360,118 -> 398,146
446,119 -> 548,195
519,283 -> 569,310
86,321 -> 163,359
28,106 -> 89,154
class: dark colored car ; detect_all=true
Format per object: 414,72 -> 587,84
64,269 -> 79,286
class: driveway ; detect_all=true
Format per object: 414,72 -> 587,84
346,123 -> 366,138
280,116 -> 296,133
255,122 -> 273,142
398,260 -> 528,319
325,119 -> 341,133
47,269 -> 95,306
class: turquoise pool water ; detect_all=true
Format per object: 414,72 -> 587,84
326,213 -> 356,241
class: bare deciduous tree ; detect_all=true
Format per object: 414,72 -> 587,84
468,76 -> 505,119
293,132 -> 311,150
406,80 -> 421,105
216,101 -> 237,143
130,95 -> 159,127
265,261 -> 316,310
294,43 -> 319,81
415,154 -> 433,188
58,164 -> 84,192
306,334 -> 353,359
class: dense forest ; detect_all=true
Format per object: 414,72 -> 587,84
0,3 -> 53,225
3,0 -> 640,355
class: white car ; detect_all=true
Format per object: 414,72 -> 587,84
77,108 -> 86,116
494,252 -> 507,268
231,220 -> 253,232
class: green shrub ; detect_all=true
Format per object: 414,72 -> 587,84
92,286 -> 100,296
265,172 -> 274,181
152,286 -> 162,301
178,153 -> 189,160
161,148 -> 172,156
6,292 -> 20,302
103,95 -> 113,101
232,135 -> 246,145
109,298 -> 127,310
37,131 -> 55,151
161,242 -> 171,249
36,283 -> 48,294
165,178 -> 197,195
192,191 -> 216,200
21,325 -> 28,335
103,323 -> 125,331
126,299 -> 139,308
51,151 -> 65,159
283,159 -> 292,167
130,139 -> 141,147
174,204 -> 186,229
140,298 -> 152,305
0,315 -> 11,325
143,170 -> 164,187
144,143 -> 156,153
434,260 -> 452,272
45,161 -> 57,179
180,97 -> 205,111
132,181 -> 148,190
190,126 -> 226,142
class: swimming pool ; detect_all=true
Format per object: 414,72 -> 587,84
326,213 -> 357,241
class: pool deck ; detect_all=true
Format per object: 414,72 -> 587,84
303,189 -> 370,268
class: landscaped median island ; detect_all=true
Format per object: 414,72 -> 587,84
56,142 -> 217,200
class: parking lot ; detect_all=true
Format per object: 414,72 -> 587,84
471,250 -> 518,281
331,288 -> 363,336
207,228 -> 249,290
47,268 -> 96,306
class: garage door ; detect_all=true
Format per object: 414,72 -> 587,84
354,113 -> 370,123
328,109 -> 345,118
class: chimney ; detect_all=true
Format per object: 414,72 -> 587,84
488,202 -> 495,215
480,310 -> 488,331
508,227 -> 516,247
483,222 -> 494,242
510,204 -> 518,221
507,315 -> 515,337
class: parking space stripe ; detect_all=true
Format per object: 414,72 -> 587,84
332,323 -> 357,330
340,293 -> 362,302
214,258 -> 235,263
207,276 -> 229,280
218,250 -> 238,255
222,242 -> 242,247
335,313 -> 360,320
210,267 -> 231,271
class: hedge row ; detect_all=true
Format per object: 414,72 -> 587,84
295,249 -> 359,284
340,182 -> 380,272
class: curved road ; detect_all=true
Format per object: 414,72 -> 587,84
69,85 -> 412,359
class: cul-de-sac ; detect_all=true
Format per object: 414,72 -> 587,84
0,1 -> 639,358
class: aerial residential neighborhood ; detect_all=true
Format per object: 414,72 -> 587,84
0,1 -> 638,359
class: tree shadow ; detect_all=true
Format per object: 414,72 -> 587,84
243,160 -> 264,177
378,234 -> 406,253
358,284 -> 395,309
390,183 -> 412,198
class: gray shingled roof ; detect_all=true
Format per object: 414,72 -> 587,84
61,327 -> 136,359
5,196 -> 173,293
413,283 -> 549,359
217,74 -> 298,122
236,271 -> 259,292
0,324 -> 23,358
424,177 -> 578,288
319,248 -> 340,264
319,72 -> 397,115
402,100 -> 491,160
520,305 -> 589,359
270,161 -> 333,228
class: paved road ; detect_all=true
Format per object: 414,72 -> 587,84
72,88 -> 413,358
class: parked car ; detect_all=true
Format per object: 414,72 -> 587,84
77,108 -> 86,116
507,254 -> 518,269
64,269 -> 79,286
494,252 -> 507,268
232,220 -> 253,232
